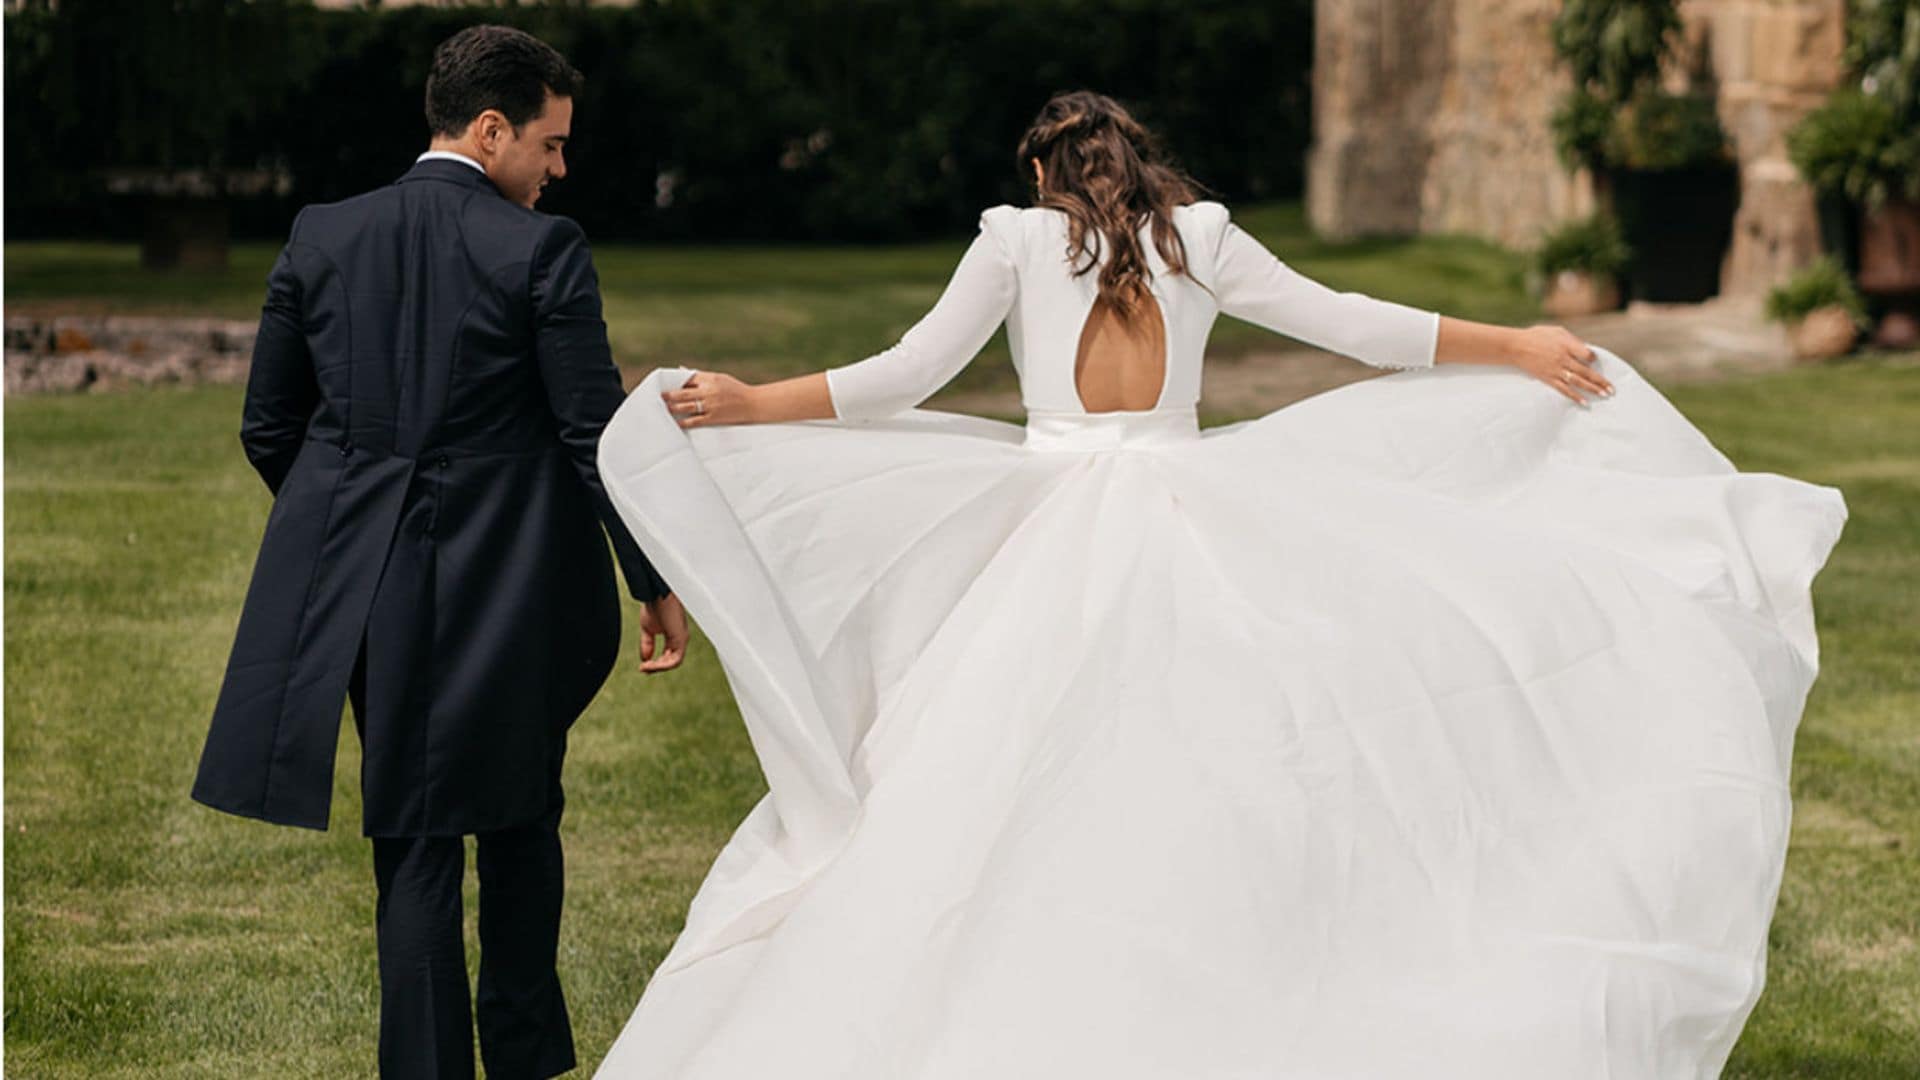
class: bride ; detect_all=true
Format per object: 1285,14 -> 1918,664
592,91 -> 1847,1078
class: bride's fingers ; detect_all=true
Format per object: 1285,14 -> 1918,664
1548,374 -> 1592,406
1572,347 -> 1606,388
1570,364 -> 1613,397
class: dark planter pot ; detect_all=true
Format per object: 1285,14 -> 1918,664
1856,196 -> 1920,297
1611,164 -> 1741,303
1858,197 -> 1920,348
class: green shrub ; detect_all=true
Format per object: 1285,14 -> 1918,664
1786,1 -> 1920,208
1550,0 -> 1680,103
1550,89 -> 1617,171
1844,0 -> 1920,127
1553,88 -> 1732,173
1612,90 -> 1731,170
1547,1 -> 1730,173
1787,88 -> 1920,208
1535,213 -> 1632,279
1763,257 -> 1869,327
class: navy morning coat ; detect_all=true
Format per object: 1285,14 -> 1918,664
192,158 -> 670,837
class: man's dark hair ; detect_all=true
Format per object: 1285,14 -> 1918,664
424,25 -> 583,137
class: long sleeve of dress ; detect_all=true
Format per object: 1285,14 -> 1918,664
823,208 -> 1020,420
1208,204 -> 1439,370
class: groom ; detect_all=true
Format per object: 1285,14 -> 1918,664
191,25 -> 687,1078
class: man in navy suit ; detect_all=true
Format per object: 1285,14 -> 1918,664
192,25 -> 686,1078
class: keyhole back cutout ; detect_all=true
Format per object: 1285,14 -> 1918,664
1073,291 -> 1168,413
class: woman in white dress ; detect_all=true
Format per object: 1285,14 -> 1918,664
592,92 -> 1847,1078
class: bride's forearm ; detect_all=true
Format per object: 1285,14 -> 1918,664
1431,314 -> 1613,401
1433,315 -> 1524,366
663,369 -> 838,428
746,372 -> 838,423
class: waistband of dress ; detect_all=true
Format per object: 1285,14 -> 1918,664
1021,406 -> 1201,451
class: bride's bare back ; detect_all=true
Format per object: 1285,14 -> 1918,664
1073,294 -> 1167,413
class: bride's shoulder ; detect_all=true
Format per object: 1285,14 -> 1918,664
975,203 -> 1040,260
978,203 -> 1030,227
1174,199 -> 1232,233
967,201 -> 1234,262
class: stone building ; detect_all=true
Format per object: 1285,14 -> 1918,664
1309,0 -> 1847,298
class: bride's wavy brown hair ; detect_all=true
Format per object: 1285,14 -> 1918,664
1015,91 -> 1209,324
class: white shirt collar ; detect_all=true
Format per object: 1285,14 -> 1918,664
416,149 -> 486,175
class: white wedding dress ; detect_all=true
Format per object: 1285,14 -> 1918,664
592,202 -> 1847,1078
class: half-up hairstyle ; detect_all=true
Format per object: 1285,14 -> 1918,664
1014,91 -> 1209,324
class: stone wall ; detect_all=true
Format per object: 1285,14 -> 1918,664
5,316 -> 256,394
1309,0 -> 1847,297
1306,0 -> 1457,238
1677,0 -> 1846,296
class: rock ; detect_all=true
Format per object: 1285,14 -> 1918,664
5,351 -> 96,394
3,315 -> 257,395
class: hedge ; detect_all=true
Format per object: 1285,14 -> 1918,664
4,0 -> 1312,243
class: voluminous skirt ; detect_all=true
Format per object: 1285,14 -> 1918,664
593,348 -> 1846,1079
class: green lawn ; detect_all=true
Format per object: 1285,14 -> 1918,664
4,220 -> 1916,1075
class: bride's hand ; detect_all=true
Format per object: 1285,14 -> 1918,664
1509,325 -> 1612,405
663,371 -> 757,428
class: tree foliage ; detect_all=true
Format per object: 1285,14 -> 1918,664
4,0 -> 1314,242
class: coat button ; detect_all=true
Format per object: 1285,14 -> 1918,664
339,441 -> 353,457
436,455 -> 450,469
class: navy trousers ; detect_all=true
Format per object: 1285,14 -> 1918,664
352,637 -> 576,1079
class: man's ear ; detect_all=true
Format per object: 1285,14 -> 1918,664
474,108 -> 512,154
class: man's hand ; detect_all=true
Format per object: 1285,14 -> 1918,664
638,592 -> 689,673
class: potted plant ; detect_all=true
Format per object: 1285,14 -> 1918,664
1535,213 -> 1631,317
1549,0 -> 1739,303
1786,1 -> 1920,347
1764,257 -> 1869,361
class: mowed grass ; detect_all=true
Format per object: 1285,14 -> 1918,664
2,379 -> 766,1076
3,202 -> 1539,402
5,216 -> 1916,1075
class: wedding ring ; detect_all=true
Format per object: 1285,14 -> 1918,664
695,399 -> 705,415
